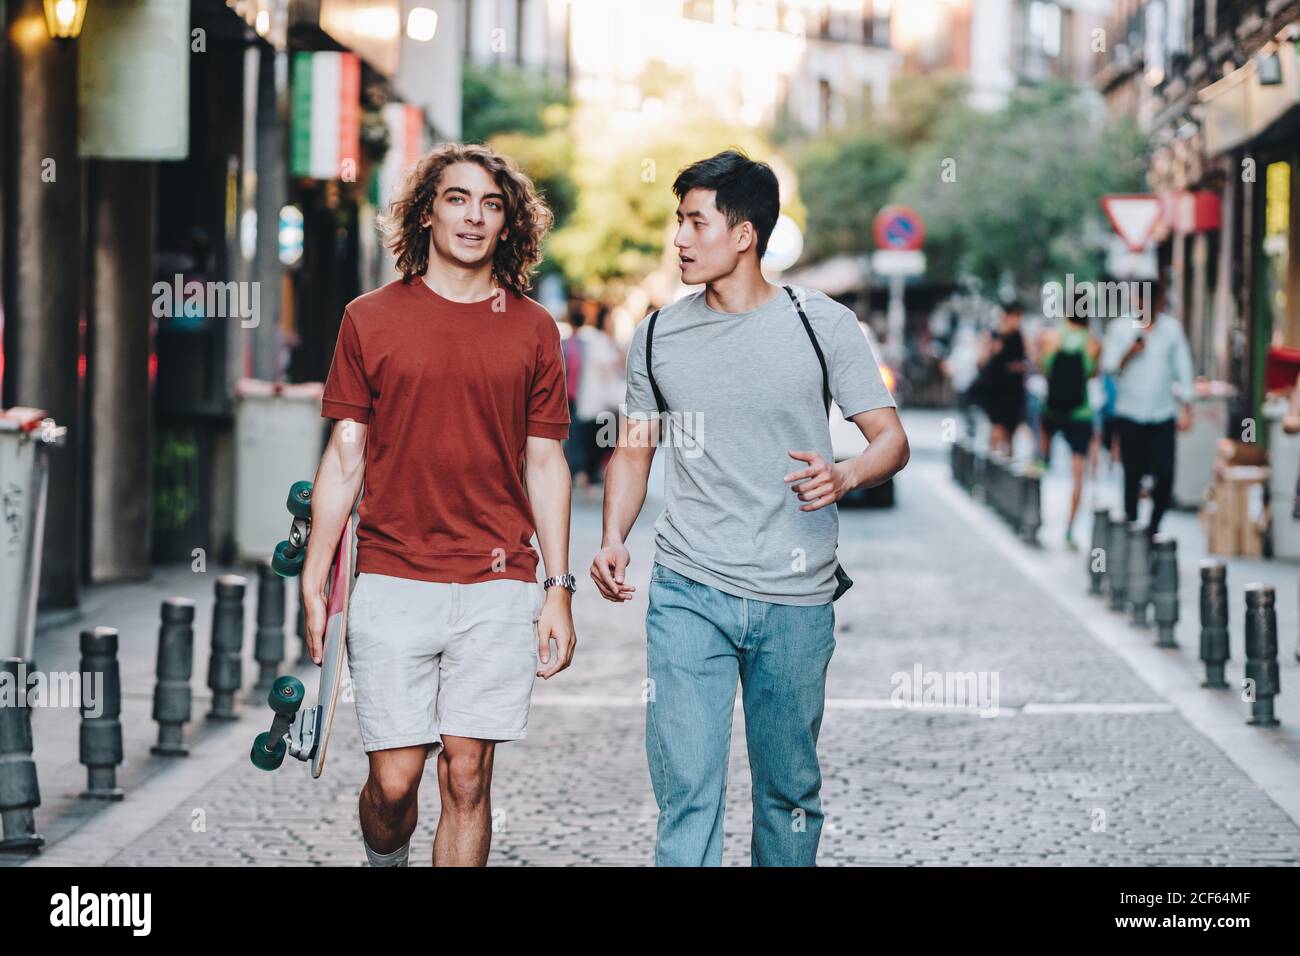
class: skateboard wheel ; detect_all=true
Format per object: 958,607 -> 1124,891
286,480 -> 314,519
250,732 -> 287,771
272,539 -> 305,578
268,676 -> 305,715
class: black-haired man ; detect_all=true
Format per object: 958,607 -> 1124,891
590,150 -> 910,865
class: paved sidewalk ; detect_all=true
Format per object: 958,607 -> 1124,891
12,411 -> 1300,865
4,563 -> 312,866
965,409 -> 1300,756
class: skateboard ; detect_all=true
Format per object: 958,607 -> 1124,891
250,480 -> 356,778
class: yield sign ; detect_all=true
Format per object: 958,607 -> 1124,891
1100,194 -> 1162,252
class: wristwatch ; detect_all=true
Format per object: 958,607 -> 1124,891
543,573 -> 577,594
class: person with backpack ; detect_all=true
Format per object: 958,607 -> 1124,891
588,150 -> 909,866
1037,314 -> 1102,549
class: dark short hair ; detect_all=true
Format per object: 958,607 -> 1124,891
672,149 -> 780,260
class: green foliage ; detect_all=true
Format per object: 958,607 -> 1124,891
548,119 -> 773,297
795,130 -> 909,262
460,64 -> 578,277
461,63 -> 571,145
885,71 -> 973,150
887,82 -> 1149,297
493,128 -> 577,279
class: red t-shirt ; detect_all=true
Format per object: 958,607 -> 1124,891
321,278 -> 570,584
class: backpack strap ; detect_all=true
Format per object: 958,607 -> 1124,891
783,285 -> 832,415
646,290 -> 832,417
644,308 -> 667,414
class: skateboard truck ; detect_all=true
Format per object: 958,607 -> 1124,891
252,479 -> 317,771
271,480 -> 314,577
251,675 -> 307,770
251,479 -> 355,776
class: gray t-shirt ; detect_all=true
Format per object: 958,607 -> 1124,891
624,285 -> 895,605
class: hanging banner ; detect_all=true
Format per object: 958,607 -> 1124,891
78,0 -> 190,160
290,51 -> 362,181
377,103 -> 426,208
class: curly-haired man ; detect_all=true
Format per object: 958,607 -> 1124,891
304,143 -> 577,867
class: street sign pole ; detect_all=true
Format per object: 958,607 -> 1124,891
886,274 -> 906,367
872,206 -> 926,367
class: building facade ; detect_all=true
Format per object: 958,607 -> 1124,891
566,0 -> 900,133
1,0 -> 458,604
890,0 -> 1112,108
1095,0 -> 1300,428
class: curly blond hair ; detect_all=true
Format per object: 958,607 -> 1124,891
379,143 -> 553,298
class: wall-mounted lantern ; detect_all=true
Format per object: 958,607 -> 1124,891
43,0 -> 88,39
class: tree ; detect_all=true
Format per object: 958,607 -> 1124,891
890,82 -> 1148,299
461,63 -> 571,145
794,130 -> 909,263
547,114 -> 777,298
460,65 -> 578,275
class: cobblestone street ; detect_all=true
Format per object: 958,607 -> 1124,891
15,413 -> 1300,866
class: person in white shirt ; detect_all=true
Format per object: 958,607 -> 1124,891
1100,279 -> 1194,536
571,303 -> 624,491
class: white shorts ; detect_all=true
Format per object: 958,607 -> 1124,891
345,573 -> 545,758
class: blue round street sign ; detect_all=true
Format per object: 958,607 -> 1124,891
873,205 -> 925,251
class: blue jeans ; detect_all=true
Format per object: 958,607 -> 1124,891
645,562 -> 836,866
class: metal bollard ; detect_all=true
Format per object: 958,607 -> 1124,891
984,454 -> 1001,515
1019,467 -> 1041,543
1107,515 -> 1130,612
1127,524 -> 1152,627
1243,584 -> 1280,727
79,627 -> 124,800
0,658 -> 44,853
1088,509 -> 1109,595
982,453 -> 998,511
993,456 -> 1011,523
253,562 -> 286,694
1150,536 -> 1179,647
1198,561 -> 1230,689
998,460 -> 1014,524
152,598 -> 195,756
207,575 -> 247,721
1001,460 -> 1017,527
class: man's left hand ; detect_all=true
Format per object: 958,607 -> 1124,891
785,450 -> 854,512
1177,405 -> 1193,432
536,589 -> 576,679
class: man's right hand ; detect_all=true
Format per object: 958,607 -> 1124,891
1119,333 -> 1146,370
590,543 -> 635,602
301,578 -> 328,665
